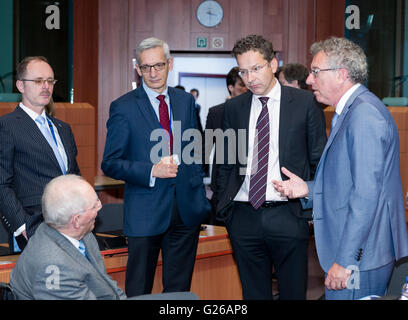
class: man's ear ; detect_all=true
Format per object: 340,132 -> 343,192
270,57 -> 279,74
135,65 -> 142,77
337,68 -> 350,83
16,80 -> 24,94
168,57 -> 174,71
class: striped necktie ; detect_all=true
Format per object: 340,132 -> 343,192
248,97 -> 270,210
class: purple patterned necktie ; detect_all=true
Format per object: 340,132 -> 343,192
248,97 -> 270,209
156,95 -> 173,154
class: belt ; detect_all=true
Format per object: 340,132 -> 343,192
260,201 -> 288,208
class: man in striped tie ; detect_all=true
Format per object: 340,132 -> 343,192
216,35 -> 327,300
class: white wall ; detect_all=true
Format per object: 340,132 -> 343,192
169,56 -> 238,128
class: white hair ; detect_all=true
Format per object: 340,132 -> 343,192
42,175 -> 90,229
135,37 -> 171,64
310,37 -> 368,84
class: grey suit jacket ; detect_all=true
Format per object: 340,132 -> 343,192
10,223 -> 126,300
0,106 -> 80,237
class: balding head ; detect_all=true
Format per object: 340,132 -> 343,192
42,175 -> 98,235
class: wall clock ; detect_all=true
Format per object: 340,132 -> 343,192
196,0 -> 224,28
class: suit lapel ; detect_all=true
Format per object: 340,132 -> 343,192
134,86 -> 161,131
49,117 -> 73,171
14,106 -> 62,171
278,86 -> 293,166
314,85 -> 369,180
239,92 -> 253,160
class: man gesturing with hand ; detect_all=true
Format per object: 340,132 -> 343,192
273,37 -> 408,300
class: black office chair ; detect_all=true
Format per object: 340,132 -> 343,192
385,256 -> 408,298
93,203 -> 127,250
0,282 -> 15,300
94,203 -> 124,233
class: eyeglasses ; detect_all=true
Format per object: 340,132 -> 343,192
238,62 -> 269,78
139,62 -> 167,74
309,68 -> 339,77
77,198 -> 102,214
20,79 -> 58,86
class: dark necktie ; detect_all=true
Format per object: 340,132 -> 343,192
248,97 -> 270,210
156,95 -> 173,154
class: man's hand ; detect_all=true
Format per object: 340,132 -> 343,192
152,156 -> 178,178
325,262 -> 352,291
272,167 -> 309,199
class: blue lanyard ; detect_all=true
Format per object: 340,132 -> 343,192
46,117 -> 58,147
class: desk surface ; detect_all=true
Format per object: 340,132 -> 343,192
94,176 -> 124,191
0,225 -> 229,271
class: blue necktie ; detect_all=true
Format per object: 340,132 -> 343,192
35,115 -> 67,174
78,240 -> 87,258
331,112 -> 339,132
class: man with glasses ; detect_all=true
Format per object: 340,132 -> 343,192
10,174 -> 127,300
102,37 -> 210,297
216,34 -> 327,300
0,56 -> 80,252
273,37 -> 408,300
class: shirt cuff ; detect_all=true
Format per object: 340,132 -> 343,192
150,167 -> 156,187
14,224 -> 26,236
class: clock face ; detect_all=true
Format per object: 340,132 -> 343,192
196,0 -> 223,28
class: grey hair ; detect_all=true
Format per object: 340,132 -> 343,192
310,37 -> 368,84
135,37 -> 171,64
42,175 -> 90,229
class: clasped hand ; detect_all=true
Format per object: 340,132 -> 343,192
152,156 -> 178,178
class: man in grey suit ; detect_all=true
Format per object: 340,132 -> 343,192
10,174 -> 126,300
0,56 -> 80,252
273,37 -> 408,299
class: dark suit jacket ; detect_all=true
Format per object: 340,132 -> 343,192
204,103 -> 225,202
216,86 -> 327,220
10,223 -> 126,300
0,106 -> 80,237
101,86 -> 210,237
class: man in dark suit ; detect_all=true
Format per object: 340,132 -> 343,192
102,37 -> 210,297
204,67 -> 248,224
216,35 -> 327,300
0,56 -> 80,252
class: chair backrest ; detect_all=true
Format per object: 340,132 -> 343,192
93,203 -> 124,233
0,282 -> 16,300
386,256 -> 408,297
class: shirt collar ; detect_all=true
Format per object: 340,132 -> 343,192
142,81 -> 168,100
335,83 -> 361,116
60,232 -> 80,250
253,79 -> 281,102
19,103 -> 47,122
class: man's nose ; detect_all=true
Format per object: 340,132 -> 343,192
306,73 -> 314,86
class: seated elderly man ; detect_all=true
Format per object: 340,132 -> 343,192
10,175 -> 127,300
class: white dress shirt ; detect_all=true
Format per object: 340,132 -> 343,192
234,80 -> 288,202
334,83 -> 361,116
